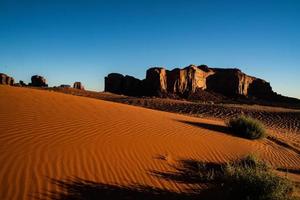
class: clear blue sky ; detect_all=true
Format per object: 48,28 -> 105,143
0,0 -> 299,98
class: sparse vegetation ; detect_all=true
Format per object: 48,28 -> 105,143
175,155 -> 294,200
227,115 -> 267,139
156,155 -> 295,200
222,155 -> 294,200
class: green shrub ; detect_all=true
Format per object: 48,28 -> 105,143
229,154 -> 270,171
222,155 -> 293,200
185,155 -> 294,199
227,116 -> 267,139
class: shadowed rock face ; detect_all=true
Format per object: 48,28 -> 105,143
104,73 -> 125,95
104,65 -> 276,100
73,82 -> 84,90
145,67 -> 167,96
206,68 -> 257,97
248,79 -> 273,99
123,75 -> 144,96
104,73 -> 144,96
30,75 -> 48,87
0,73 -> 14,85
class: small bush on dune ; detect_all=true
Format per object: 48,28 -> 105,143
222,155 -> 293,200
229,154 -> 270,171
185,155 -> 294,199
227,116 -> 267,139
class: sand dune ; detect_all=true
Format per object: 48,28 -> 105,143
0,85 -> 299,199
49,87 -> 300,135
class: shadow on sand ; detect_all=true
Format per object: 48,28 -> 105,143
36,120 -> 241,200
39,178 -> 196,200
176,120 -> 232,135
35,120 -> 297,200
37,159 -> 225,200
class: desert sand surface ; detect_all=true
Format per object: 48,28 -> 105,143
1,85 -> 300,199
50,87 -> 300,134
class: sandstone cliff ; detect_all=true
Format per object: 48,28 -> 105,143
166,65 -> 215,96
104,65 -> 276,100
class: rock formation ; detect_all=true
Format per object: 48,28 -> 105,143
104,65 -> 276,100
167,65 -> 215,96
205,68 -> 253,97
104,73 -> 144,96
59,84 -> 71,88
122,75 -> 144,96
248,79 -> 274,99
104,73 -> 125,94
30,75 -> 48,87
0,73 -> 14,85
145,67 -> 168,96
19,80 -> 26,87
73,82 -> 84,90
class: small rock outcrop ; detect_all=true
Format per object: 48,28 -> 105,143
104,65 -> 277,100
0,73 -> 14,85
73,82 -> 84,90
19,80 -> 26,87
59,84 -> 71,88
30,75 -> 48,87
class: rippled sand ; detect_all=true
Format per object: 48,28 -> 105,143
0,85 -> 299,199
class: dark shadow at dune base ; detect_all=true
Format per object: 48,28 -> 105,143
176,120 -> 233,136
267,136 -> 300,155
277,168 -> 300,175
37,158 -> 294,200
37,159 -> 225,200
37,177 -> 215,200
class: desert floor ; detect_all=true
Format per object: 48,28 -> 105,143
1,85 -> 300,199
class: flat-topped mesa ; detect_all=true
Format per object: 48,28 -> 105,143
104,65 -> 275,100
0,73 -> 14,85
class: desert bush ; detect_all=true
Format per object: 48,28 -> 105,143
227,115 -> 266,139
227,154 -> 269,171
221,155 -> 294,200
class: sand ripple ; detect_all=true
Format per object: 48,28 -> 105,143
0,86 -> 299,200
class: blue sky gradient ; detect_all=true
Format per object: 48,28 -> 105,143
0,0 -> 299,98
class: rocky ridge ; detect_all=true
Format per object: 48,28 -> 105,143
105,65 -> 275,100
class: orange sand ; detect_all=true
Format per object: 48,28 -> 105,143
0,85 -> 299,199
